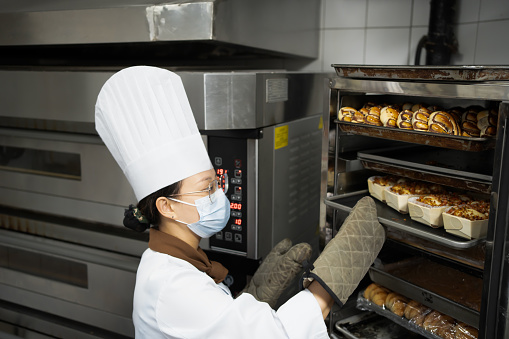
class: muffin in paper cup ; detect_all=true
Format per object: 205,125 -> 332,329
443,204 -> 489,239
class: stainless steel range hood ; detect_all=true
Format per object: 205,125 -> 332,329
0,0 -> 320,68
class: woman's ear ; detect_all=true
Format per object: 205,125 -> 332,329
155,197 -> 176,220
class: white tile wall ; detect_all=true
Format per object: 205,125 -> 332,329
367,0 -> 412,27
476,20 -> 509,64
295,0 -> 509,72
323,0 -> 367,28
365,28 -> 410,64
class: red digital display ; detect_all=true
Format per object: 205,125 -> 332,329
230,202 -> 242,210
234,218 -> 242,225
216,168 -> 224,175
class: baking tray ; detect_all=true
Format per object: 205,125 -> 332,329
325,191 -> 485,249
336,121 -> 496,152
332,64 -> 509,82
358,145 -> 493,194
368,267 -> 480,328
335,311 -> 426,339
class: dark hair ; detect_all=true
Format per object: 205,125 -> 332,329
123,181 -> 182,232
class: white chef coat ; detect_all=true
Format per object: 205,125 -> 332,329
133,248 -> 329,339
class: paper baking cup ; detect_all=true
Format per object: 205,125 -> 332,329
384,187 -> 421,214
408,197 -> 449,228
367,176 -> 390,203
443,207 -> 489,239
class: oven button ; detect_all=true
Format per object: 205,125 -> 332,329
225,232 -> 233,241
231,194 -> 242,201
235,159 -> 242,168
231,178 -> 242,185
214,157 -> 222,166
231,211 -> 242,218
234,186 -> 242,195
215,231 -> 223,240
234,169 -> 242,178
234,234 -> 242,243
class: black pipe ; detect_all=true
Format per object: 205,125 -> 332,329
425,0 -> 458,65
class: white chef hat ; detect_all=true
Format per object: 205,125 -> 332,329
95,66 -> 212,202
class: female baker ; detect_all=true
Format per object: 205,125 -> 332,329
95,66 -> 385,338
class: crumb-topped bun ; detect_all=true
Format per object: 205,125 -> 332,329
397,109 -> 414,130
338,107 -> 357,122
412,107 -> 431,131
380,106 -> 399,128
366,106 -> 383,126
428,111 -> 461,135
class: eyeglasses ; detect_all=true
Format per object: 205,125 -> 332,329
169,179 -> 220,203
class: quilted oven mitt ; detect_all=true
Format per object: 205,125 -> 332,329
242,238 -> 312,308
301,196 -> 385,307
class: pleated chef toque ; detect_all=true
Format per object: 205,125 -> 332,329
95,66 -> 212,202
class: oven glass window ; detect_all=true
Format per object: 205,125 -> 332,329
0,145 -> 81,180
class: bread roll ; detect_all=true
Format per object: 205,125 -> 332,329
412,107 -> 431,131
423,311 -> 455,337
412,103 -> 427,112
370,286 -> 389,306
448,107 -> 464,123
352,107 -> 368,123
363,282 -> 379,299
477,109 -> 498,137
366,106 -> 383,126
385,292 -> 408,317
404,300 -> 430,327
428,111 -> 461,135
402,102 -> 413,111
397,110 -> 414,130
380,107 -> 399,128
338,107 -> 357,122
454,322 -> 479,339
461,110 -> 481,137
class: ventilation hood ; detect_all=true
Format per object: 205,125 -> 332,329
0,0 -> 320,68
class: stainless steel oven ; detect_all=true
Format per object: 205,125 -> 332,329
0,69 -> 328,338
325,65 -> 509,339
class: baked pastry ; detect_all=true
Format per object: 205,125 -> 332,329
385,292 -> 408,317
412,103 -> 427,112
461,109 -> 481,137
363,282 -> 379,299
427,105 -> 443,112
412,107 -> 431,131
423,311 -> 455,337
352,108 -> 368,123
397,109 -> 414,130
404,300 -> 430,327
402,102 -> 413,111
428,111 -> 461,135
448,107 -> 464,123
477,109 -> 498,137
454,322 -> 479,339
368,285 -> 390,306
338,107 -> 357,122
362,102 -> 377,110
390,180 -> 445,195
445,200 -> 490,221
416,193 -> 471,207
366,106 -> 383,126
380,106 -> 399,128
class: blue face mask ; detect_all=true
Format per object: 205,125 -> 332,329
169,189 -> 230,238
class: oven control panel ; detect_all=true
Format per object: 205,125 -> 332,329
207,136 -> 248,255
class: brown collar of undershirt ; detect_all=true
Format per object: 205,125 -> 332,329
148,228 -> 228,284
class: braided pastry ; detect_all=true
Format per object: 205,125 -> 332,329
380,106 -> 399,128
412,107 -> 431,131
461,109 -> 481,137
352,107 -> 368,123
397,109 -> 414,130
366,106 -> 383,126
428,111 -> 461,135
477,109 -> 498,137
